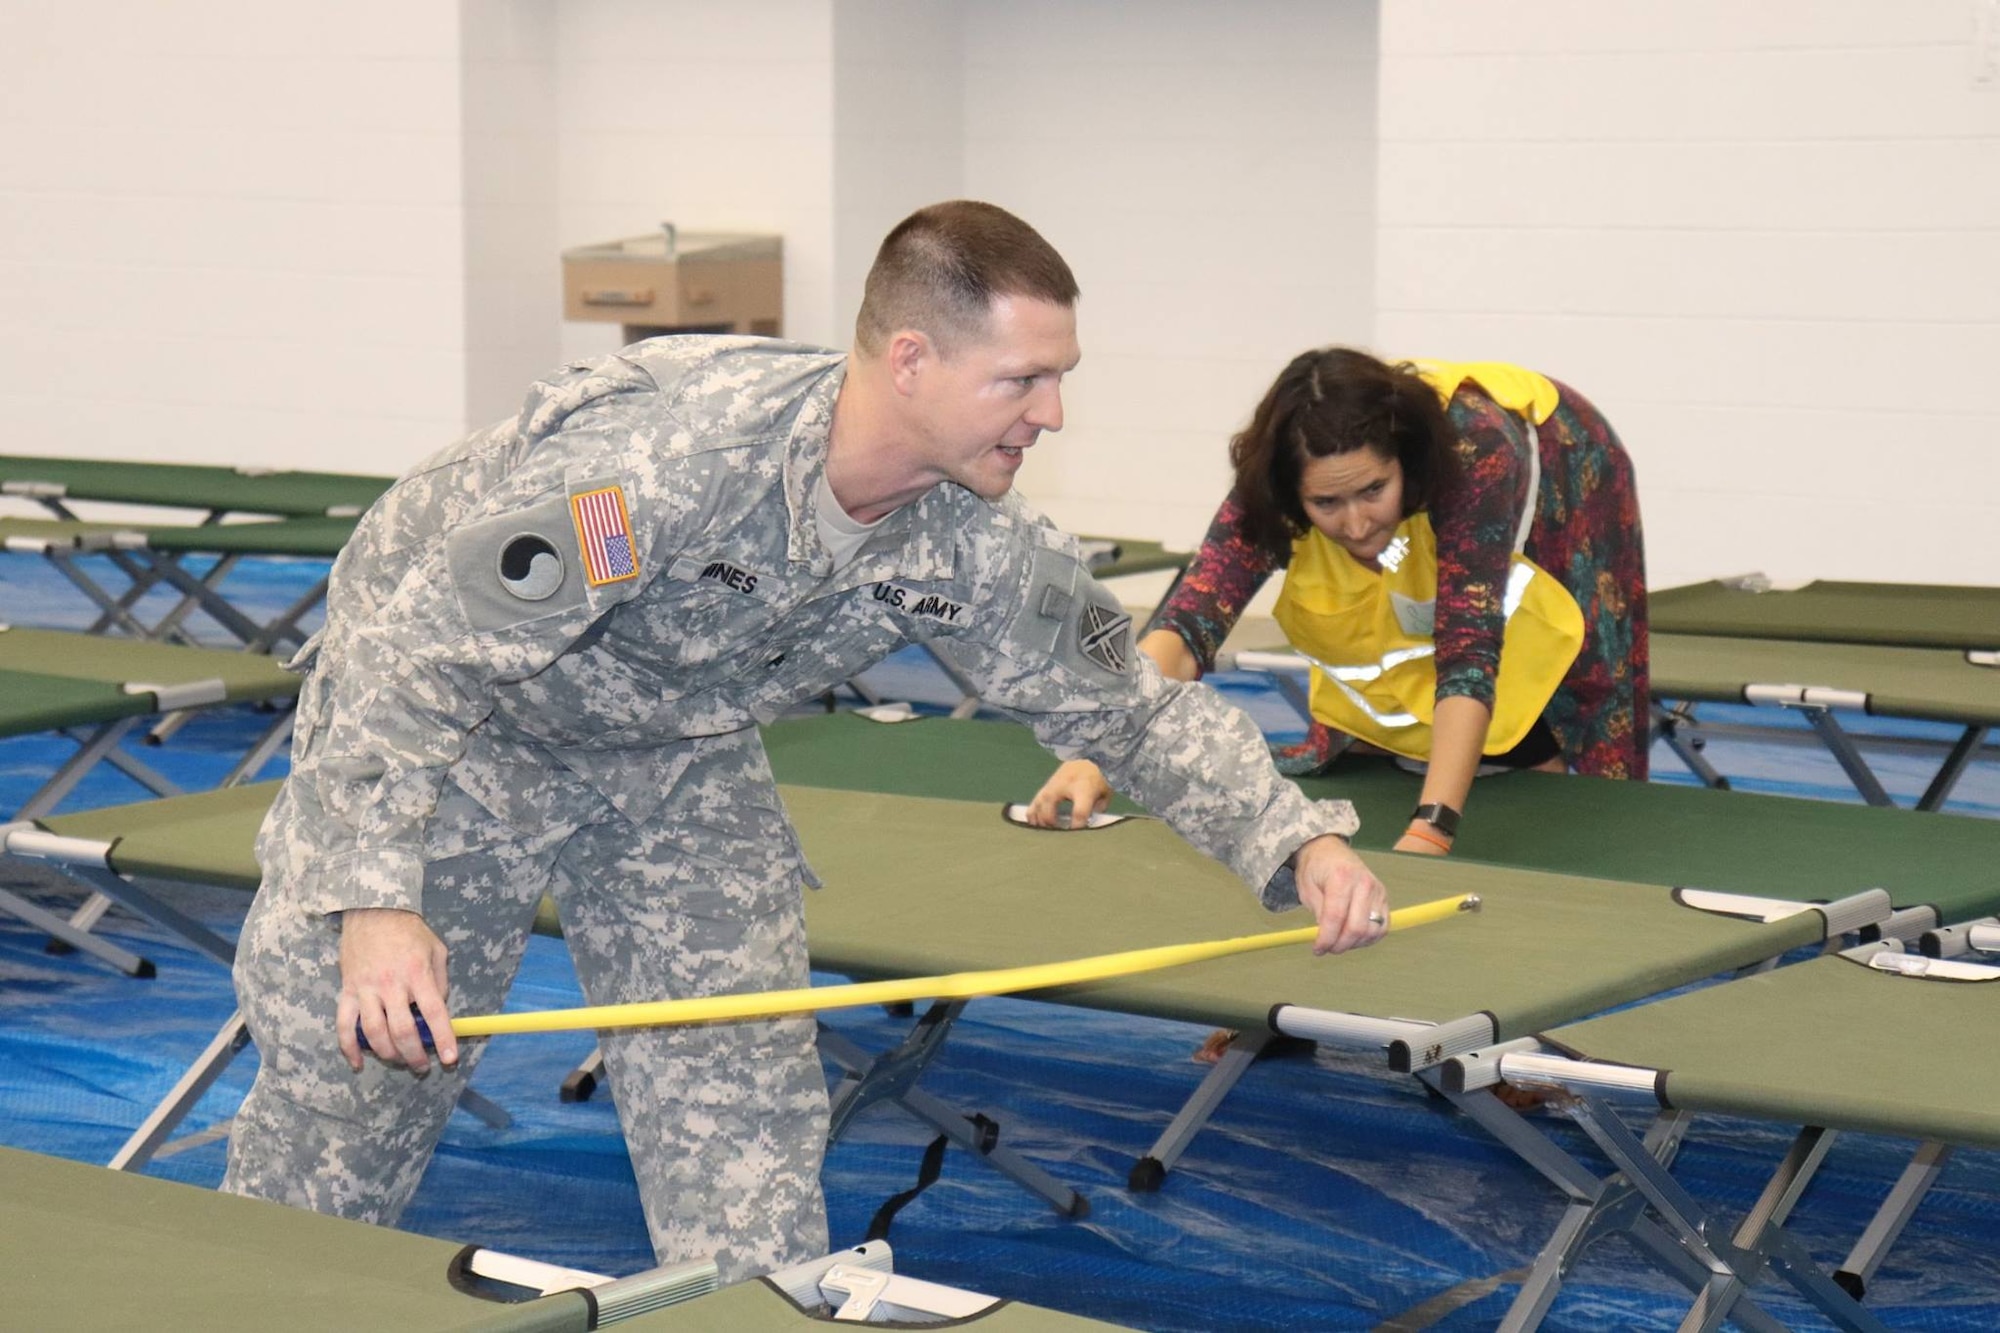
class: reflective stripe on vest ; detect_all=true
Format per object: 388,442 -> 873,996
1274,533 -> 1581,759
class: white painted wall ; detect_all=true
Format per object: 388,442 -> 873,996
830,1 -> 964,346
15,1 -> 1987,594
1377,1 -> 2000,587
462,0 -> 561,429
551,0 -> 839,364
962,1 -> 1380,552
0,2 -> 470,480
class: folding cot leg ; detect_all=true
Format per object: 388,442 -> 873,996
53,866 -> 240,967
0,884 -> 153,977
144,555 -> 275,649
30,741 -> 186,945
1916,726 -> 1988,812
818,1007 -> 1087,1218
56,549 -> 174,641
561,1047 -> 606,1103
1560,1097 -> 1867,1333
116,1012 -> 510,1171
15,719 -> 145,820
62,890 -> 113,937
147,553 -> 246,644
1833,1139 -> 1953,1299
823,1001 -> 968,1141
1686,1125 -> 1895,1333
1651,702 -> 1730,790
152,557 -> 320,656
214,707 -> 296,786
1433,1075 -> 1785,1333
112,1013 -> 252,1171
56,712 -> 290,950
1127,1029 -> 1271,1190
1677,1125 -> 1837,1332
1798,707 -> 1895,808
455,1088 -> 512,1130
92,743 -> 186,800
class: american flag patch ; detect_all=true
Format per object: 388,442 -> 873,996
569,485 -> 639,587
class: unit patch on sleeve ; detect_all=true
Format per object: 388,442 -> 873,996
872,582 -> 972,628
570,484 -> 639,587
498,534 -> 564,601
446,491 -> 591,632
1078,599 -> 1132,673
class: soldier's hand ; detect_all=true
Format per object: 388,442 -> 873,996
1022,759 -> 1113,830
336,907 -> 457,1073
1292,835 -> 1388,956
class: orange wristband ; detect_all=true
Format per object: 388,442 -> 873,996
1403,822 -> 1453,852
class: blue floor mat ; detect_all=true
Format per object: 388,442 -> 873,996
5,551 -> 2000,1330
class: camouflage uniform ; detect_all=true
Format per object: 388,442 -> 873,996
222,337 -> 1357,1281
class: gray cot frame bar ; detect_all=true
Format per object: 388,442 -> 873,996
21,530 -> 327,653
1446,932 -> 1986,1333
0,676 -> 294,974
1648,692 -> 1993,813
1200,889 -> 1895,1330
1231,645 -> 1998,813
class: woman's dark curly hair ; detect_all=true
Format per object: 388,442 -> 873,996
1227,347 -> 1461,560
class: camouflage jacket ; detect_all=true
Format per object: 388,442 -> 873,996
278,337 -> 1356,918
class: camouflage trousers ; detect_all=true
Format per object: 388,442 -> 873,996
221,727 -> 830,1284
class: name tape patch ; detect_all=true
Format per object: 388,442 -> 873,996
872,582 -> 970,626
570,485 -> 638,587
697,559 -> 760,595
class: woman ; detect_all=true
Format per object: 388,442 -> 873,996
1027,348 -> 1648,856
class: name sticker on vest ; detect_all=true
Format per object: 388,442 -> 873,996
872,582 -> 970,627
696,559 -> 761,596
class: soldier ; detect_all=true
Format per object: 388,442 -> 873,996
221,200 -> 1388,1281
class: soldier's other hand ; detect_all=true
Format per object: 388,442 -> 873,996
1292,835 -> 1388,956
1022,758 -> 1113,830
336,907 -> 457,1073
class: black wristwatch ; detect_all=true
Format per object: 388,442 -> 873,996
1410,802 -> 1462,839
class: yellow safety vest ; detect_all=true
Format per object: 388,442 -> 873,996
1268,361 -> 1583,760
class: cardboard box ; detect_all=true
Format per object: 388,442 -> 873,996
562,229 -> 782,340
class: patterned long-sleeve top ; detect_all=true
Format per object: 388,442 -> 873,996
1155,379 -> 1650,778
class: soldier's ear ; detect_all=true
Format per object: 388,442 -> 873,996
887,329 -> 931,395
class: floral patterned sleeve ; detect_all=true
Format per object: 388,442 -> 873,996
1148,490 -> 1282,675
1432,386 -> 1535,708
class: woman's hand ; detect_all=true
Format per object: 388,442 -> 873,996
1022,759 -> 1113,829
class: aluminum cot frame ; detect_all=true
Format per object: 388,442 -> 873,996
9,714 -> 1996,1328
0,1147 -> 1116,1330
0,626 -> 297,976
1646,578 -> 2000,811
0,452 -> 387,651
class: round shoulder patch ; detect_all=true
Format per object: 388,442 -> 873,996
498,534 -> 564,601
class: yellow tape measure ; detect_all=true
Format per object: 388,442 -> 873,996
451,893 -> 1479,1039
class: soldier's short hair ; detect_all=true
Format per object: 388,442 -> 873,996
855,201 -> 1079,357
